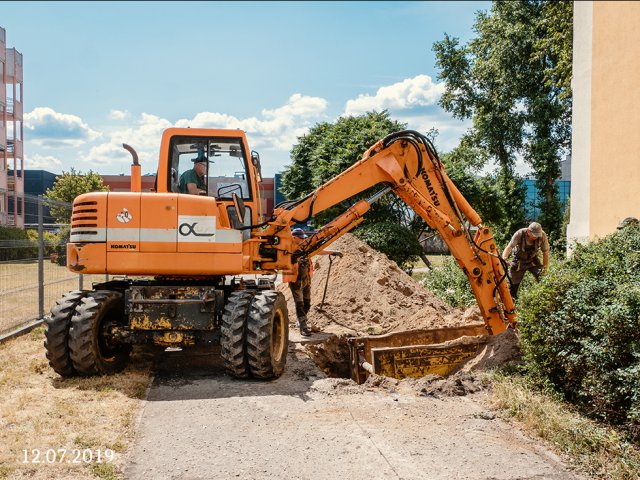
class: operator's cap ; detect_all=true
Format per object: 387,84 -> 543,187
528,222 -> 543,238
192,156 -> 210,164
292,228 -> 308,239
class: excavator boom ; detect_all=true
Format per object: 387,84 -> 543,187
265,130 -> 515,337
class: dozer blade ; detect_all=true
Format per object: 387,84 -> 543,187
347,324 -> 488,384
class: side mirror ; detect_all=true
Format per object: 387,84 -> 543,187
231,192 -> 246,224
251,150 -> 263,182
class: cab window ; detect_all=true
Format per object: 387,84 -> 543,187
169,136 -> 251,200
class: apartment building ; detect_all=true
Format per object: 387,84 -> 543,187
0,26 -> 24,227
568,2 -> 640,245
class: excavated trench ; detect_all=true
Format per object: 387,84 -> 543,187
278,234 -> 521,383
304,335 -> 352,379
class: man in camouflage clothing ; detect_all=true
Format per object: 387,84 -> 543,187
502,222 -> 550,300
285,228 -> 342,336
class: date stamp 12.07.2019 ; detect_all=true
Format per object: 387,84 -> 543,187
21,448 -> 115,464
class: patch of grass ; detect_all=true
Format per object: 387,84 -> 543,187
90,462 -> 119,480
420,255 -> 476,308
29,325 -> 46,340
488,372 -> 640,479
74,436 -> 98,449
107,441 -> 127,454
0,330 -> 152,479
0,465 -> 14,479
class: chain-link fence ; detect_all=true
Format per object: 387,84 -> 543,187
0,194 -> 107,335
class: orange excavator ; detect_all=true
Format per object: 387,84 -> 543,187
44,128 -> 516,381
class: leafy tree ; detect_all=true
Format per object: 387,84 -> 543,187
433,0 -> 572,244
281,111 -> 427,269
533,0 -> 573,100
442,137 -> 523,246
44,168 -> 109,224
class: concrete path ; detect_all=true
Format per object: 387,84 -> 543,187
124,338 -> 582,480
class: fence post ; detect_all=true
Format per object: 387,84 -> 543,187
38,195 -> 45,319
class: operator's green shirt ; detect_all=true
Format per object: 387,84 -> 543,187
178,169 -> 206,194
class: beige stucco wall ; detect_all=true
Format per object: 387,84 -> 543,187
569,1 -> 640,246
590,2 -> 640,236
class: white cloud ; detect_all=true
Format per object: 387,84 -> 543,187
175,93 -> 328,151
24,91 -> 471,178
262,93 -> 327,119
108,109 -> 130,120
24,107 -> 101,147
84,113 -> 173,169
395,112 -> 472,153
25,153 -> 63,170
345,75 -> 445,115
80,95 -> 327,174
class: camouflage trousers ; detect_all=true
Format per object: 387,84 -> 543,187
508,260 -> 542,299
289,262 -> 311,321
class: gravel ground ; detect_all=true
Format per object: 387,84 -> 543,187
123,336 -> 583,480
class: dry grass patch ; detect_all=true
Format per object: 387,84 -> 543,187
488,373 -> 640,480
0,327 -> 152,479
0,259 -> 108,332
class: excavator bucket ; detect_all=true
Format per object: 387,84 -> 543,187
347,324 -> 489,384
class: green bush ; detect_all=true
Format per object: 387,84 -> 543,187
55,226 -> 70,266
354,221 -> 422,272
0,226 -> 37,261
420,255 -> 476,308
26,229 -> 60,257
519,223 -> 640,438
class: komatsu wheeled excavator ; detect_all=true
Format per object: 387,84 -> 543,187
44,128 -> 516,381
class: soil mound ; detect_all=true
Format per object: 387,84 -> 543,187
279,233 -> 521,390
278,233 -> 465,336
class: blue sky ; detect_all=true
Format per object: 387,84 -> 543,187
2,1 -> 490,177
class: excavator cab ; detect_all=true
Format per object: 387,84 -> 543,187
162,129 -> 259,237
169,136 -> 251,200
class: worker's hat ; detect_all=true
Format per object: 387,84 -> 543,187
528,222 -> 543,238
292,228 -> 308,239
192,156 -> 210,164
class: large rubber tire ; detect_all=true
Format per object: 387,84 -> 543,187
69,290 -> 131,376
220,290 -> 255,378
246,291 -> 289,379
44,290 -> 86,377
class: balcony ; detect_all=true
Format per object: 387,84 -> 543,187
6,48 -> 23,82
6,139 -> 22,158
9,100 -> 22,119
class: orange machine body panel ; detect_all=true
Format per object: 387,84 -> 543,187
69,190 -> 244,276
67,128 -> 264,276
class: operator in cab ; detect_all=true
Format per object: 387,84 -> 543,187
179,154 -> 209,195
502,221 -> 550,300
284,228 -> 343,337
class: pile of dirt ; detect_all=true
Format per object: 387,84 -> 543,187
279,233 -> 522,390
278,233 -> 467,336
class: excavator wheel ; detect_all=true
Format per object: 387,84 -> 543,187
246,291 -> 289,379
220,290 -> 255,378
69,290 -> 131,376
44,290 -> 87,377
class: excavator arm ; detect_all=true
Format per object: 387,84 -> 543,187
259,130 -> 516,335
